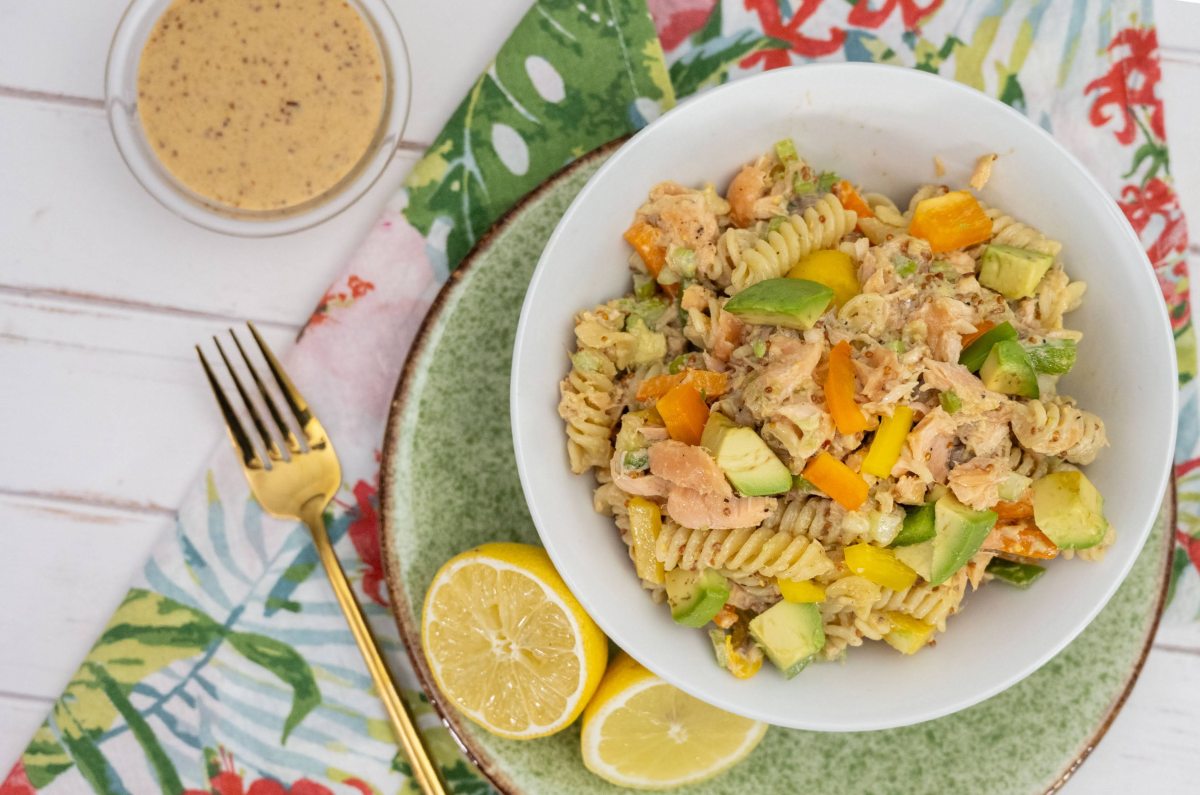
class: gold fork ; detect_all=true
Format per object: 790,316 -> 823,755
197,323 -> 447,795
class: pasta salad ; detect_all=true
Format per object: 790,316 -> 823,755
558,142 -> 1110,679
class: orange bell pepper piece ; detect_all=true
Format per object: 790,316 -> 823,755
993,498 -> 1034,522
656,384 -> 709,446
908,190 -> 993,253
803,452 -> 869,511
835,180 -> 874,220
986,520 -> 1059,560
636,369 -> 729,402
624,221 -> 666,277
824,340 -> 870,435
961,320 -> 996,348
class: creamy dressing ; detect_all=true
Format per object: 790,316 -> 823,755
136,0 -> 385,211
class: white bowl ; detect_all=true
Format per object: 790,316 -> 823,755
511,63 -> 1176,731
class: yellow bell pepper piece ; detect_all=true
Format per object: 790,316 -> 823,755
787,249 -> 860,308
844,543 -> 918,591
656,384 -> 709,446
723,635 -> 764,679
883,612 -> 936,655
824,340 -> 870,435
777,578 -> 827,603
861,405 -> 915,478
908,190 -> 993,253
802,452 -> 869,511
627,497 -> 664,586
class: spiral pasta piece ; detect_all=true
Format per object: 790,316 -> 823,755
723,193 -> 856,293
654,522 -> 835,581
820,610 -> 891,661
1007,444 -> 1059,479
873,568 -> 968,632
986,206 -> 1063,257
558,348 -> 621,473
1012,397 -> 1108,465
765,495 -> 870,548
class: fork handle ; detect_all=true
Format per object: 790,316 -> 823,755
303,504 -> 448,795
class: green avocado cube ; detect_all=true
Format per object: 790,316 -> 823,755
665,568 -> 730,627
748,601 -> 825,678
929,494 -> 997,585
892,502 -> 936,547
701,412 -> 792,496
958,321 -> 1018,372
980,340 -> 1040,398
723,278 -> 834,331
894,540 -> 934,581
979,244 -> 1054,299
1031,471 -> 1108,549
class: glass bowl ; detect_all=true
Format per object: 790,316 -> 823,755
105,0 -> 411,237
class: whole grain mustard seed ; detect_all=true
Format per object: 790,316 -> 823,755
137,0 -> 385,211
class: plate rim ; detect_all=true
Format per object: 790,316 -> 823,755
378,139 -> 1175,795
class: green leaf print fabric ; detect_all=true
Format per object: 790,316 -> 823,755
4,1 -> 1195,794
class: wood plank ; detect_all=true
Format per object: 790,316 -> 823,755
0,694 -> 54,772
0,0 -> 531,146
0,97 -> 418,326
1065,646 -> 1200,791
0,291 -> 293,508
0,495 -> 166,700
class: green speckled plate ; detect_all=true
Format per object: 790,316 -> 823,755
380,143 -> 1173,794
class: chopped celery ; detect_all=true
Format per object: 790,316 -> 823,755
668,354 -> 688,374
885,340 -> 906,354
622,450 -> 649,471
775,137 -> 798,163
939,390 -> 963,414
986,558 -> 1046,589
793,177 -> 816,195
816,171 -> 839,193
894,258 -> 917,278
1024,338 -> 1077,374
667,246 -> 697,277
752,339 -> 767,358
633,275 -> 657,300
767,215 -> 786,233
570,349 -> 606,373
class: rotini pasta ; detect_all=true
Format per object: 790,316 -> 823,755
562,141 -> 1111,679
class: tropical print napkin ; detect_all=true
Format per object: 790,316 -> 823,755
3,1 -> 1194,794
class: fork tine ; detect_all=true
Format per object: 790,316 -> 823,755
214,336 -> 282,461
196,346 -> 260,468
246,322 -> 323,445
230,330 -> 301,455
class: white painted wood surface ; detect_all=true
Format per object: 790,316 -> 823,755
1,0 -> 1198,790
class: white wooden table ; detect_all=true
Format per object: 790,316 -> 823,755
2,1 -> 1199,790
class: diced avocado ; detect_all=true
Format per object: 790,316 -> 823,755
723,278 -> 834,330
1024,339 -> 1078,374
894,540 -> 933,581
624,316 -> 668,365
930,494 -> 998,585
979,244 -> 1053,300
980,340 -> 1040,398
892,502 -> 936,547
986,558 -> 1047,589
665,568 -> 730,628
958,321 -> 1018,372
701,412 -> 792,496
748,601 -> 825,678
882,612 -> 936,655
1030,471 -> 1109,549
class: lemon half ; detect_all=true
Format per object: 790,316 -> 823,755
421,543 -> 607,739
581,653 -> 767,790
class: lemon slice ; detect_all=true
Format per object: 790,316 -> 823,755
421,543 -> 607,739
581,652 -> 767,789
